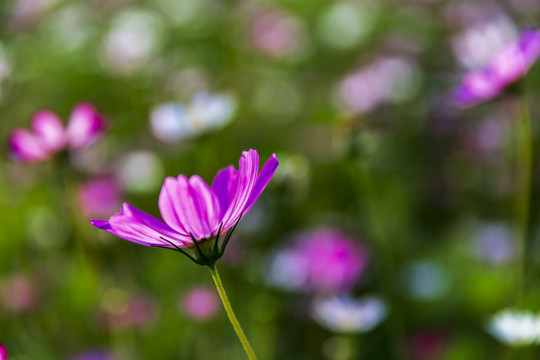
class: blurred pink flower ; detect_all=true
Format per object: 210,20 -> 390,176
9,103 -> 105,162
453,29 -> 540,106
180,286 -> 220,321
0,343 -> 7,360
0,274 -> 40,312
78,178 -> 122,217
269,227 -> 369,294
251,10 -> 304,58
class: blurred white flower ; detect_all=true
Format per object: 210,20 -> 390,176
150,91 -> 237,142
117,151 -> 164,194
101,10 -> 162,74
317,2 -> 377,50
488,309 -> 540,346
310,295 -> 386,333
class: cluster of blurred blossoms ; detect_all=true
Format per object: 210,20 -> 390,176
268,227 -> 386,333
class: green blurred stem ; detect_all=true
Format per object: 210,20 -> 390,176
209,265 -> 258,360
354,162 -> 405,360
515,97 -> 532,305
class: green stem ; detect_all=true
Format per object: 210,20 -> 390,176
515,97 -> 532,306
352,162 -> 406,360
208,265 -> 258,360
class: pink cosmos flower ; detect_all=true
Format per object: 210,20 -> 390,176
453,29 -> 540,107
9,103 -> 104,162
91,149 -> 278,265
0,343 -> 6,360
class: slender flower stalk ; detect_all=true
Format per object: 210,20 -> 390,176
209,265 -> 258,360
349,160 -> 405,360
514,96 -> 532,305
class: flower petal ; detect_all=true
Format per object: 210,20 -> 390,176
8,129 -> 50,162
159,177 -> 189,235
66,102 -> 104,149
159,175 -> 217,240
212,165 -> 239,219
189,175 -> 220,236
93,203 -> 190,248
31,110 -> 66,152
243,153 -> 279,213
221,149 -> 259,229
90,219 -> 112,230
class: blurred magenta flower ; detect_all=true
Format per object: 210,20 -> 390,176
92,149 -> 278,265
9,103 -> 104,162
0,343 -> 6,360
78,178 -> 122,217
269,227 -> 369,294
180,286 -> 220,321
453,29 -> 540,107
